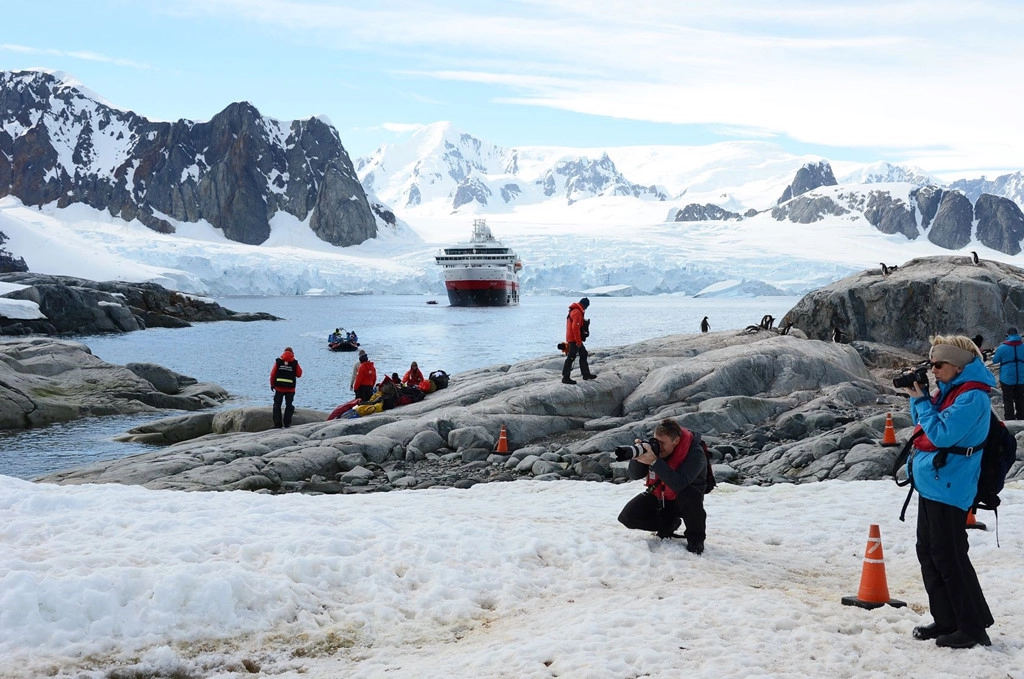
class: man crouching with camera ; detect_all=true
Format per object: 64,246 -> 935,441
616,418 -> 708,554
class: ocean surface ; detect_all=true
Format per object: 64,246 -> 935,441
0,294 -> 800,480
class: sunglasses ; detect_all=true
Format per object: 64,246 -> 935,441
930,361 -> 949,369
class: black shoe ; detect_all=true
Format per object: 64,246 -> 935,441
935,630 -> 992,648
913,623 -> 953,641
561,376 -> 577,384
582,373 -> 598,380
686,541 -> 704,555
656,517 -> 682,539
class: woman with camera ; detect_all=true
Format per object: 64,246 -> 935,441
616,418 -> 708,554
902,334 -> 995,649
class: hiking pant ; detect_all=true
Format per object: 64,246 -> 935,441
915,497 -> 993,637
562,341 -> 592,379
618,488 -> 706,543
1000,382 -> 1024,420
355,385 -> 374,402
273,391 -> 295,428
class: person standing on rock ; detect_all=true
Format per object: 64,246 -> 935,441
617,418 -> 708,554
902,334 -> 995,649
353,352 -> 377,402
270,346 -> 302,428
990,326 -> 1024,420
350,348 -> 367,394
562,297 -> 596,384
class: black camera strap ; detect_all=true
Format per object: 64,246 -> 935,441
893,430 -> 923,522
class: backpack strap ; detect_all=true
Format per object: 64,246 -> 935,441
892,429 -> 923,522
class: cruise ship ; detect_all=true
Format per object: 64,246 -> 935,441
435,220 -> 522,306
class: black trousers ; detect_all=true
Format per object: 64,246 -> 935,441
355,385 -> 374,402
618,488 -> 706,543
562,341 -> 592,379
1000,382 -> 1024,420
272,390 -> 295,428
916,497 -> 993,637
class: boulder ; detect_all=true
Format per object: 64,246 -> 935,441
0,337 -> 228,430
782,255 -> 1024,352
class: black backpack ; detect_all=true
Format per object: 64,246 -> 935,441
429,370 -> 449,390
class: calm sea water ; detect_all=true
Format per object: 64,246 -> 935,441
0,294 -> 799,479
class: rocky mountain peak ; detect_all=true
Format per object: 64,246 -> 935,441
0,69 -> 377,248
777,160 -> 838,204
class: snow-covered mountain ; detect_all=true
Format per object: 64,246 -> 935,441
357,123 -> 668,213
0,69 -> 382,247
3,70 -> 1024,299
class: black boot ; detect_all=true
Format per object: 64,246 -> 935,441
562,376 -> 577,384
912,623 -> 954,641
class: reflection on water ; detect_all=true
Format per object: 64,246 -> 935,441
2,294 -> 800,480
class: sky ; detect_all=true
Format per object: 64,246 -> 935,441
2,475 -> 1022,678
3,1 -> 1024,176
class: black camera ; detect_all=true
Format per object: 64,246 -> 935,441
614,438 -> 661,461
893,363 -> 930,390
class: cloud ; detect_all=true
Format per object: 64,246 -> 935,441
153,0 -> 1024,172
0,43 -> 150,69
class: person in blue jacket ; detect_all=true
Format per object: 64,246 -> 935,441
989,326 -> 1024,420
902,335 -> 995,649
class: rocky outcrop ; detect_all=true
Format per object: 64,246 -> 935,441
32,320 -> 1024,493
770,195 -> 849,223
0,69 -> 377,247
0,230 -> 27,273
0,338 -> 228,429
926,190 -> 973,249
0,273 -> 278,336
673,203 -> 741,221
911,185 -> 943,228
781,255 -> 1024,352
32,330 -> 885,491
974,193 -> 1024,256
863,190 -> 918,240
540,154 -> 667,205
776,161 -> 837,204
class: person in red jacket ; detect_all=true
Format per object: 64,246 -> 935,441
353,352 -> 377,402
403,361 -> 424,386
270,346 -> 302,428
562,297 -> 596,384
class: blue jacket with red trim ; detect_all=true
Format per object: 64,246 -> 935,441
991,334 -> 1024,385
908,356 -> 995,510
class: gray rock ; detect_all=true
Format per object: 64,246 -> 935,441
448,425 -> 495,452
928,190 -> 973,250
776,161 -> 838,204
974,193 -> 1024,255
0,337 -> 227,430
341,466 -> 375,482
515,455 -> 541,473
782,255 -> 1024,352
531,460 -> 561,475
408,430 -> 447,455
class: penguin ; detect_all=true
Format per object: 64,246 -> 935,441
780,321 -> 793,335
880,263 -> 890,276
831,326 -> 844,343
700,316 -> 710,333
971,251 -> 980,265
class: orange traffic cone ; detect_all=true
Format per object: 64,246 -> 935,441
966,508 -> 987,531
881,413 -> 898,446
841,524 -> 907,609
494,425 -> 509,454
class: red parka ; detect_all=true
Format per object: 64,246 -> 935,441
270,349 -> 302,393
565,302 -> 586,344
353,360 -> 377,390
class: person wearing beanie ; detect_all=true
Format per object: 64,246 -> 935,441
990,326 -> 1024,420
901,334 -> 995,649
270,346 -> 302,428
352,351 -> 377,402
561,297 -> 596,384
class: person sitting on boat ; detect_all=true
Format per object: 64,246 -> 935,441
346,330 -> 358,344
329,328 -> 342,344
403,361 -> 424,386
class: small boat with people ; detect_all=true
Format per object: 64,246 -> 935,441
328,328 -> 360,352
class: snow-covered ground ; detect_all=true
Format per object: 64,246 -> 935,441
2,475 -> 1021,679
